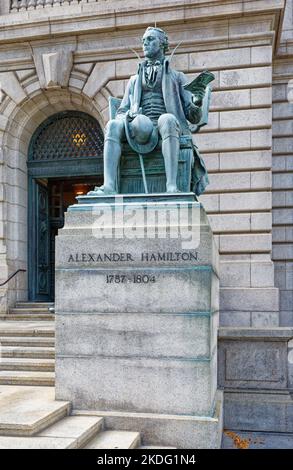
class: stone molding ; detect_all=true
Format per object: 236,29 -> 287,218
0,8 -> 282,75
0,0 -> 285,47
219,327 -> 293,341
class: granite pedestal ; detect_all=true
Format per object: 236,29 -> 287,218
55,193 -> 223,448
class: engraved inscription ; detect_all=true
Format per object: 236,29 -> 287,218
66,250 -> 199,288
106,274 -> 156,284
67,251 -> 199,263
67,253 -> 134,262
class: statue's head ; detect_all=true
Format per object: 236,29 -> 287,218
142,27 -> 169,60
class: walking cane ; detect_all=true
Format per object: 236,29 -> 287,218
138,153 -> 149,194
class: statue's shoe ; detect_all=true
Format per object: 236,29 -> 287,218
87,186 -> 117,196
166,186 -> 181,193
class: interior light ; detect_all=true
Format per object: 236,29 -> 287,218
72,131 -> 87,147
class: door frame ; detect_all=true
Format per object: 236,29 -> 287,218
27,111 -> 104,301
27,164 -> 103,301
28,177 -> 50,301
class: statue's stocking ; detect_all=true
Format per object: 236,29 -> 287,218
162,134 -> 180,192
103,138 -> 122,192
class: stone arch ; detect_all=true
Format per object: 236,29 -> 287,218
0,87 -> 106,310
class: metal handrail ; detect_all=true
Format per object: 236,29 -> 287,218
0,269 -> 26,286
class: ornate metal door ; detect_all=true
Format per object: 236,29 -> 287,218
27,111 -> 104,301
30,179 -> 51,301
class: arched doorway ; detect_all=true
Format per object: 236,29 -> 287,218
27,111 -> 104,301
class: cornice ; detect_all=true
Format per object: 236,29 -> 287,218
0,28 -> 276,74
0,6 -> 279,75
0,0 -> 285,46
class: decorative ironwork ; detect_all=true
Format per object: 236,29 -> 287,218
29,111 -> 104,161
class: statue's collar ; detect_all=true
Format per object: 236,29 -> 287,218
145,59 -> 162,67
138,58 -> 170,73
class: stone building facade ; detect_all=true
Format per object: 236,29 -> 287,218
0,0 -> 292,438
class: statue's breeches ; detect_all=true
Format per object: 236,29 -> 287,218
105,114 -> 180,145
157,114 -> 180,140
105,119 -> 125,143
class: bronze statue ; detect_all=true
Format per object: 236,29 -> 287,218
93,26 -> 212,196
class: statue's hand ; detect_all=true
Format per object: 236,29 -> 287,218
127,107 -> 142,121
192,88 -> 205,105
188,103 -> 202,124
128,110 -> 138,120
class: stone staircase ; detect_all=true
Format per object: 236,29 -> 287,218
0,302 -> 55,387
0,385 -> 141,449
0,385 -> 174,449
0,302 -> 174,449
0,302 -> 55,321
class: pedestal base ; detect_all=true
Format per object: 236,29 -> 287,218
73,390 -> 223,449
55,194 -> 223,448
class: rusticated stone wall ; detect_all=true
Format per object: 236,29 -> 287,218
0,0 -> 286,326
272,0 -> 293,326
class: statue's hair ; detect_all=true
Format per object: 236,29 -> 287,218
143,27 -> 169,53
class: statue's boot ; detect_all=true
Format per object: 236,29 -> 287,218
162,134 -> 180,193
90,185 -> 117,196
101,137 -> 122,194
158,114 -> 181,193
88,137 -> 120,196
97,119 -> 125,194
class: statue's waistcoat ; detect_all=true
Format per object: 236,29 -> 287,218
129,59 -> 191,134
141,67 -> 166,124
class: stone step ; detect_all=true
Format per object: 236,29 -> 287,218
0,322 -> 55,337
1,346 -> 55,359
0,336 -> 55,347
0,358 -> 55,372
0,385 -> 69,436
0,435 -> 75,449
0,416 -> 102,449
39,416 -> 104,449
16,303 -> 54,309
0,314 -> 54,321
0,371 -> 55,386
85,430 -> 141,449
10,308 -> 53,314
